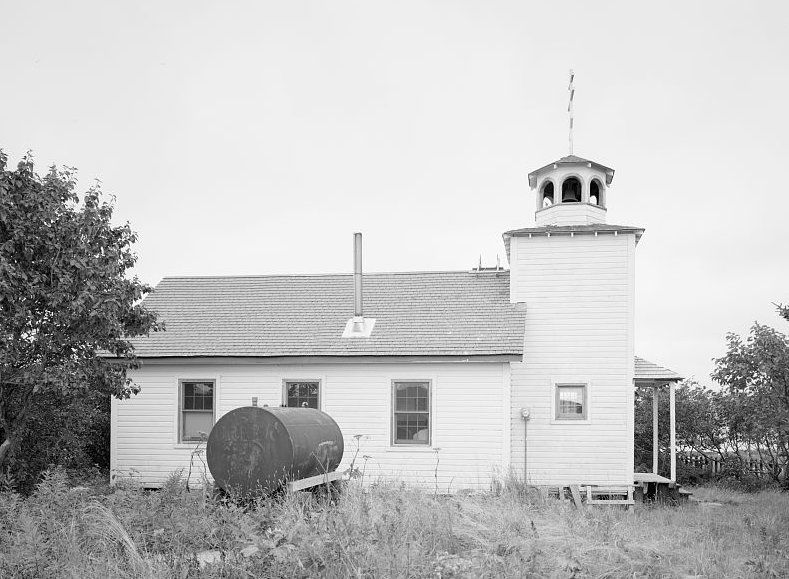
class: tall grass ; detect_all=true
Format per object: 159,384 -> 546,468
1,469 -> 788,577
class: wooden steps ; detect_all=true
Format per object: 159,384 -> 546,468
634,474 -> 692,504
537,480 -> 690,507
584,485 -> 634,506
537,484 -> 634,507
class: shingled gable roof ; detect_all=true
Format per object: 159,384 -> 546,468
130,271 -> 526,359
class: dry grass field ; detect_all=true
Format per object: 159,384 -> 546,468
1,470 -> 787,578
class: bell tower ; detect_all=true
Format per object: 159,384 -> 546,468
502,73 -> 644,488
527,71 -> 616,226
528,155 -> 614,226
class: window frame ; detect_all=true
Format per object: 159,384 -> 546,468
391,379 -> 432,446
178,379 -> 216,443
282,379 -> 322,409
554,383 -> 588,421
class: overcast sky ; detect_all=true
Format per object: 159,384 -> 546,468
2,1 -> 788,385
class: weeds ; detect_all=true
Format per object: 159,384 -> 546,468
1,469 -> 788,577
433,447 -> 441,495
347,434 -> 364,478
185,439 -> 208,492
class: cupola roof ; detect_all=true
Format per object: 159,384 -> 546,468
528,155 -> 615,188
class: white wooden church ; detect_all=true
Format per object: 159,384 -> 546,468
112,153 -> 682,495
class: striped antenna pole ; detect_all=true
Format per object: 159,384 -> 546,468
568,69 -> 575,155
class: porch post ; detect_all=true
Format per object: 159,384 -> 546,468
669,381 -> 677,483
652,385 -> 659,475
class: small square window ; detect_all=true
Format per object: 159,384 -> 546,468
556,384 -> 587,420
284,381 -> 320,409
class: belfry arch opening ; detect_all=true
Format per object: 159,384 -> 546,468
590,179 -> 603,206
561,177 -> 581,203
541,181 -> 554,208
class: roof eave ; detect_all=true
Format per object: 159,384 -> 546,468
503,226 -> 644,260
504,227 -> 645,242
125,354 -> 524,365
634,377 -> 684,385
527,159 -> 615,188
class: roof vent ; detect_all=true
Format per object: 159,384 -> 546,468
342,232 -> 376,338
471,254 -> 505,273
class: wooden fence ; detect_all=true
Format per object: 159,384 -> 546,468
678,453 -> 786,479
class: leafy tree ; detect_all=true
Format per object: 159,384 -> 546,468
634,381 -> 727,478
712,308 -> 789,485
635,382 -> 782,486
0,152 -> 160,480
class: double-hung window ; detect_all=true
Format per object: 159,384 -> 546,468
392,380 -> 431,445
180,380 -> 215,442
555,384 -> 587,420
284,380 -> 320,409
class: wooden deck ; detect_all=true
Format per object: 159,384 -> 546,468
633,472 -> 691,503
537,484 -> 634,508
634,472 -> 672,484
534,474 -> 689,508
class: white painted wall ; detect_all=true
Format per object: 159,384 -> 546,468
508,231 -> 636,485
112,361 -> 508,491
535,203 -> 607,226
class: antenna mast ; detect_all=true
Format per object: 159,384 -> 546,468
567,69 -> 575,155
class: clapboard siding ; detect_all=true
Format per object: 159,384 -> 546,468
508,232 -> 635,485
112,362 -> 507,490
535,203 -> 607,226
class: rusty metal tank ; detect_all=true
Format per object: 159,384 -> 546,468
206,406 -> 344,495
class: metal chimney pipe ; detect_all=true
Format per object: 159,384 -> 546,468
353,232 -> 363,318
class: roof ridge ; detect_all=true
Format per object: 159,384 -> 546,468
161,270 -> 510,281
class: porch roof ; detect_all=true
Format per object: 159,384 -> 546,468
634,356 -> 683,383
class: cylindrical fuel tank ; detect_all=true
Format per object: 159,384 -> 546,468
206,406 -> 344,495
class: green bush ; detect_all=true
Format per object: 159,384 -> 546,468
2,389 -> 110,493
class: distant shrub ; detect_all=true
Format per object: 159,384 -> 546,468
2,388 -> 110,493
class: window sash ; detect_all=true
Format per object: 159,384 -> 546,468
392,381 -> 431,445
284,380 -> 320,409
180,380 -> 215,442
183,381 -> 214,411
181,410 -> 214,442
555,384 -> 587,420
